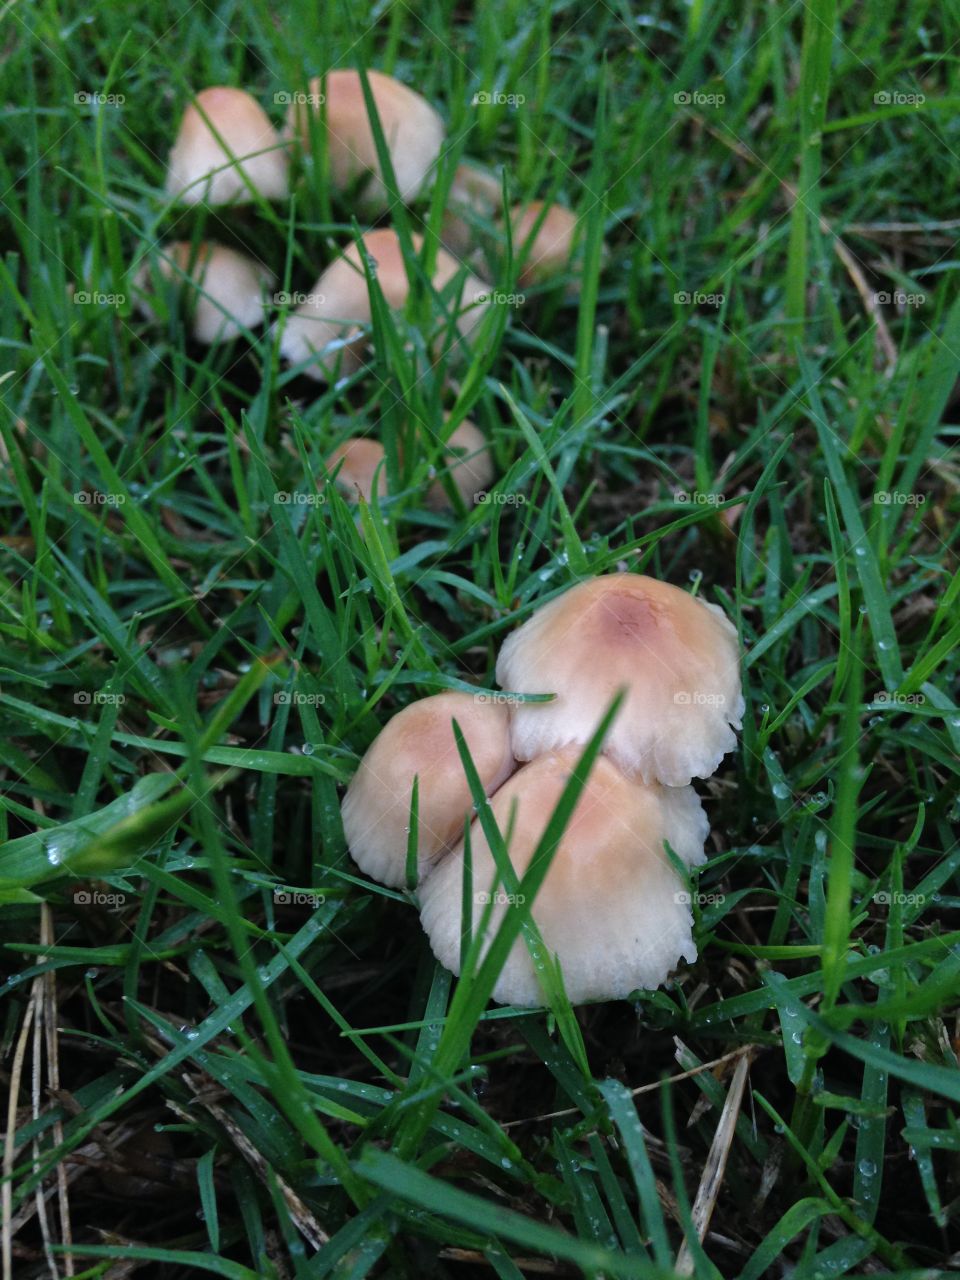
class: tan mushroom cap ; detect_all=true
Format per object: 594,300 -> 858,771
495,574 -> 744,787
278,228 -> 490,381
419,749 -> 709,1006
287,69 -> 444,211
134,241 -> 275,344
441,160 -> 503,257
426,418 -> 493,510
325,438 -> 388,503
341,692 -> 516,888
166,87 -> 289,205
509,200 -> 579,285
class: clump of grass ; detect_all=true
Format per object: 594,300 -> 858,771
2,1 -> 958,1277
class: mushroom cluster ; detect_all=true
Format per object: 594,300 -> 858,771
341,572 -> 743,1006
132,71 -> 578,510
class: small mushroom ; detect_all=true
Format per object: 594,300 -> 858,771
166,87 -> 289,205
508,200 -> 579,285
341,692 -> 515,887
419,748 -> 709,1005
278,228 -> 489,381
426,417 -> 493,510
325,438 -> 388,503
287,69 -> 444,211
440,160 -> 503,258
495,574 -> 744,786
134,241 -> 275,343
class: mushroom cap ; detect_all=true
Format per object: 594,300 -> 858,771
288,69 -> 444,211
278,229 -> 489,381
509,200 -> 579,285
426,418 -> 493,510
166,87 -> 289,205
419,749 -> 709,1006
134,241 -> 275,343
325,438 -> 388,503
495,574 -> 744,787
341,692 -> 516,887
441,160 -> 503,257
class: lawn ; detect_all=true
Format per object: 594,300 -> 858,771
2,0 -> 959,1276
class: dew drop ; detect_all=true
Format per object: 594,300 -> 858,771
302,743 -> 315,756
858,1159 -> 877,1178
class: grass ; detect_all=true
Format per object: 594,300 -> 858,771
1,0 -> 959,1275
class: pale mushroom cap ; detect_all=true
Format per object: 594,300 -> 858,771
419,749 -> 709,1006
426,418 -> 493,510
288,69 -> 444,210
341,692 -> 516,888
325,438 -> 388,503
134,241 -> 275,343
166,87 -> 289,206
495,574 -> 744,787
509,201 -> 579,285
441,160 -> 503,257
278,229 -> 490,381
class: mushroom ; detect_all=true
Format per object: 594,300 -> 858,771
278,228 -> 489,381
441,160 -> 503,258
508,200 -> 579,285
133,241 -> 275,343
287,69 -> 444,211
325,438 -> 388,503
166,87 -> 289,205
495,574 -> 743,787
419,748 -> 709,1005
341,691 -> 515,887
426,417 -> 493,510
